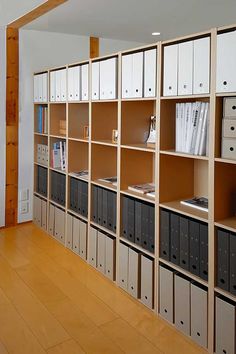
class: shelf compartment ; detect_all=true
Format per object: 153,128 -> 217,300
68,103 -> 89,140
120,148 -> 155,191
121,144 -> 155,153
49,137 -> 67,172
120,237 -> 155,259
121,190 -> 155,204
91,102 -> 118,143
50,169 -> 66,207
121,100 -> 156,147
159,259 -> 208,287
68,140 -> 88,174
159,200 -> 208,223
34,104 -> 48,134
159,154 -> 209,218
91,144 -> 117,181
34,165 -> 48,198
160,150 -> 208,160
160,97 -> 210,153
214,287 -> 236,303
50,103 -> 66,137
90,221 -> 117,238
34,135 -> 48,166
215,97 -> 224,158
215,217 -> 236,233
91,180 -> 117,192
215,161 -> 236,222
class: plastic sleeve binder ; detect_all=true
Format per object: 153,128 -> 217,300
217,229 -> 230,291
160,209 -> 170,260
170,213 -> 180,265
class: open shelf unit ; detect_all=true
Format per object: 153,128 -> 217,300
33,24 -> 236,354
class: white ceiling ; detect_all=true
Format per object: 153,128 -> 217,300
0,0 -> 45,27
23,0 -> 236,43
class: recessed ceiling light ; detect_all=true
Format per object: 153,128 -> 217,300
152,32 -> 160,36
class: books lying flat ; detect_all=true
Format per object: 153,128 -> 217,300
128,183 -> 155,195
70,170 -> 89,180
176,101 -> 209,156
98,176 -> 117,186
146,191 -> 155,198
180,197 -> 208,212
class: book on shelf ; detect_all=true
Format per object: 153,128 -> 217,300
128,183 -> 155,195
37,105 -> 48,134
176,101 -> 209,156
70,170 -> 89,180
180,197 -> 208,212
146,191 -> 155,198
98,176 -> 117,186
51,141 -> 66,171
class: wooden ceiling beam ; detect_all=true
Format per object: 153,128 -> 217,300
90,37 -> 99,58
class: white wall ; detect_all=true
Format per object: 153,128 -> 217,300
18,29 -> 142,223
0,27 -> 6,227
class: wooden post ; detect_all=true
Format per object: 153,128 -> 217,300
90,37 -> 99,59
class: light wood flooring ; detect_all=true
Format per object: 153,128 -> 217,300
0,223 -> 207,354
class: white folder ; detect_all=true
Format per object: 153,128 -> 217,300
92,62 -> 100,100
122,54 -> 132,98
163,44 -> 178,96
107,57 -> 117,99
50,71 -> 56,102
132,52 -> 143,98
193,37 -> 210,94
81,64 -> 89,101
73,66 -> 80,101
38,74 -> 43,102
68,67 -> 75,101
144,49 -> 156,97
60,69 -> 67,102
55,70 -> 61,102
178,41 -> 193,95
42,73 -> 48,103
34,75 -> 39,102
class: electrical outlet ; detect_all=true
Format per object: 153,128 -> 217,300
20,201 -> 29,214
20,189 -> 29,201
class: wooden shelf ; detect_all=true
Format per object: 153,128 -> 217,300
34,191 -> 48,200
34,162 -> 48,168
214,287 -> 236,302
159,258 -> 208,287
119,237 -> 155,259
121,144 -> 155,153
216,92 -> 236,97
68,173 -> 88,182
215,217 -> 236,233
91,144 -> 117,182
68,102 -> 89,140
68,137 -> 89,143
50,103 -> 66,136
160,150 -> 208,160
67,209 -> 88,222
92,99 -> 119,103
49,167 -> 66,175
159,200 -> 208,222
49,200 -> 66,210
121,97 -> 157,102
215,157 -> 236,165
91,140 -> 117,147
50,134 -> 66,139
92,101 -> 118,142
90,221 -> 117,238
161,94 -> 210,100
68,140 -> 88,174
91,180 -> 117,192
34,132 -> 48,137
121,190 -> 155,204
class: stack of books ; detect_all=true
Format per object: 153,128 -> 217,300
51,141 -> 66,171
128,183 -> 155,198
70,170 -> 89,180
98,176 -> 117,186
175,101 -> 209,156
36,105 -> 48,134
180,196 -> 208,212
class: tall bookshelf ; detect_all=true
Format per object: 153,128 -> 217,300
33,24 -> 236,354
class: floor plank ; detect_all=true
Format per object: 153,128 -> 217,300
0,224 -> 208,354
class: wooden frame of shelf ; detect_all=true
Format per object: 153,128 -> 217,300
33,24 -> 236,354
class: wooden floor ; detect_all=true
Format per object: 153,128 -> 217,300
0,223 -> 207,354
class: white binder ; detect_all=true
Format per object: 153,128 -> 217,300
107,57 -> 117,99
38,74 -> 43,102
216,30 -> 236,93
42,73 -> 48,103
60,69 -> 67,102
100,59 -> 108,100
50,71 -> 56,102
178,41 -> 193,95
128,248 -> 139,298
92,61 -> 100,100
163,44 -> 178,96
132,52 -> 143,98
73,66 -> 80,101
34,75 -> 39,102
81,64 -> 89,101
144,49 -> 156,97
193,37 -> 210,94
68,67 -> 75,101
122,54 -> 132,98
55,70 -> 61,102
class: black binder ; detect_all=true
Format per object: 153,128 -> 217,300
189,219 -> 200,276
199,223 -> 208,281
112,192 -> 117,232
127,197 -> 135,243
107,191 -> 113,231
81,181 -> 88,217
97,187 -> 103,225
141,202 -> 149,251
135,200 -> 142,246
170,212 -> 180,265
148,204 -> 155,253
102,189 -> 108,228
230,232 -> 236,295
179,216 -> 189,270
92,186 -> 98,223
160,209 -> 170,260
122,196 -> 128,239
217,229 -> 230,291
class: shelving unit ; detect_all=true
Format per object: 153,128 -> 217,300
33,24 -> 236,354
